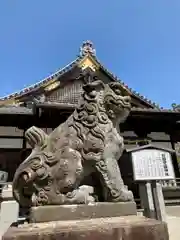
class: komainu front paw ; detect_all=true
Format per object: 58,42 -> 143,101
112,189 -> 134,202
123,190 -> 134,202
65,185 -> 95,204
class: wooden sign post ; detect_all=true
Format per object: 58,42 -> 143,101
127,144 -> 175,222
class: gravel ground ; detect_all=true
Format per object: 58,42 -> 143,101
167,215 -> 180,240
138,206 -> 180,240
166,206 -> 180,240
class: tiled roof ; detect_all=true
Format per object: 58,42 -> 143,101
35,101 -> 180,114
0,57 -> 84,101
0,105 -> 179,115
94,57 -> 158,108
78,40 -> 159,108
0,106 -> 33,115
0,40 -> 161,109
131,107 -> 180,113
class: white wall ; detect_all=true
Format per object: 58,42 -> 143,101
147,132 -> 170,141
123,131 -> 172,150
0,127 -> 23,137
0,127 -> 23,149
0,139 -> 23,149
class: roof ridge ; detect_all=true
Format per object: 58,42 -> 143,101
91,54 -> 160,109
0,40 -> 161,109
131,107 -> 175,112
0,56 -> 81,101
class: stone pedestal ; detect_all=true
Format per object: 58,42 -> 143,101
29,202 -> 137,223
2,216 -> 169,240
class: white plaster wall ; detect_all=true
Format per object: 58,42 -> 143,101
0,139 -> 23,149
148,132 -> 170,141
0,127 -> 23,137
122,131 -> 137,137
152,141 -> 172,149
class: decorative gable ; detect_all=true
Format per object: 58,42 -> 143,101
78,55 -> 100,72
45,78 -> 84,105
0,40 -> 160,110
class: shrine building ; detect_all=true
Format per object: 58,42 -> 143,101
0,41 -> 180,202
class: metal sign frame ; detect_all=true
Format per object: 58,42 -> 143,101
131,149 -> 175,181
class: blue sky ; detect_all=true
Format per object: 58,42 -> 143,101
0,1 -> 180,108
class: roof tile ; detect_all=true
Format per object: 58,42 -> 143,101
0,41 -> 161,109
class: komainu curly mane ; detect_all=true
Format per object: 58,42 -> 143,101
13,74 -> 134,207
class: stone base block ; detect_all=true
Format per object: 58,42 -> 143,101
3,216 -> 169,240
29,202 -> 137,223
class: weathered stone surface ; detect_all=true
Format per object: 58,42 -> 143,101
29,202 -> 137,223
3,216 -> 169,240
12,73 -> 134,207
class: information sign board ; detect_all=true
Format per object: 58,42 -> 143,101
131,149 -> 175,181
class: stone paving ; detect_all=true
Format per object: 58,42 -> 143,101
138,206 -> 180,239
167,215 -> 180,240
166,206 -> 180,240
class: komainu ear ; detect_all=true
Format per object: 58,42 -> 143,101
83,79 -> 105,93
25,126 -> 48,148
108,82 -> 118,88
108,82 -> 131,96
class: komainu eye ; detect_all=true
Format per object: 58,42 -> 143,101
114,88 -> 122,95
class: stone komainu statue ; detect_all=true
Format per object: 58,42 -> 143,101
13,75 -> 134,207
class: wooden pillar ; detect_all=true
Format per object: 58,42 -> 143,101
22,129 -> 26,150
18,128 -> 29,165
134,129 -> 151,146
169,133 -> 180,178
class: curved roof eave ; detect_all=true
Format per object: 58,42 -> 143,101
0,41 -> 161,109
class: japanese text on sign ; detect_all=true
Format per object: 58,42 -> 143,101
131,149 -> 175,181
